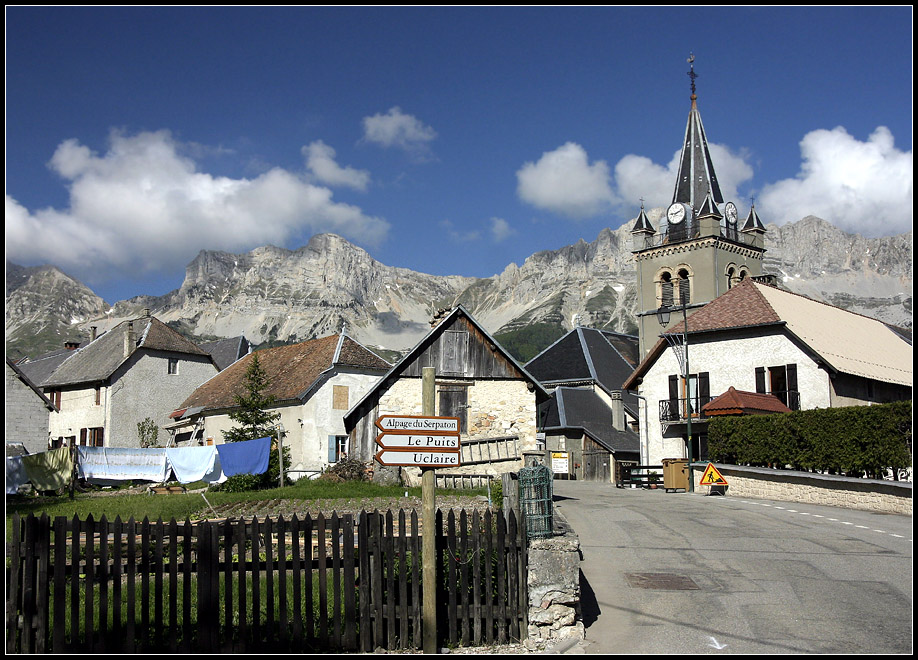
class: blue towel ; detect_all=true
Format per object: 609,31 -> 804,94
215,436 -> 272,477
77,446 -> 169,484
166,446 -> 220,484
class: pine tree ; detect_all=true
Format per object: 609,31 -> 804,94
223,353 -> 281,443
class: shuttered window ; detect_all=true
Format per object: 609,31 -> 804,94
333,385 -> 349,410
439,331 -> 469,376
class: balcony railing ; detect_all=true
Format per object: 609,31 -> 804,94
659,396 -> 713,424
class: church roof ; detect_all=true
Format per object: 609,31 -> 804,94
631,203 -> 655,234
742,203 -> 766,232
672,95 -> 723,214
623,279 -> 912,389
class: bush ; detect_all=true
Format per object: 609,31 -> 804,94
317,458 -> 372,483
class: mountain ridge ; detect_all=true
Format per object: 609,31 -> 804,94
6,215 -> 912,361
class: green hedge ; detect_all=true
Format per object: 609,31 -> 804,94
707,400 -> 912,479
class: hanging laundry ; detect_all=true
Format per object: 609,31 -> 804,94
6,456 -> 28,494
215,436 -> 272,477
21,447 -> 73,491
165,445 -> 221,484
77,446 -> 170,485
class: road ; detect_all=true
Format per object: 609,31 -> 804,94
551,481 -> 912,654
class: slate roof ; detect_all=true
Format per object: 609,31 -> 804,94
16,347 -> 80,387
542,387 -> 640,455
177,334 -> 391,413
6,357 -> 57,412
702,387 -> 792,416
199,336 -> 251,371
623,279 -> 913,389
42,316 -> 210,388
526,326 -> 640,416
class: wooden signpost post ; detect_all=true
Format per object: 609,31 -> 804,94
373,367 -> 462,654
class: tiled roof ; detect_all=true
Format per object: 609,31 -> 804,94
702,387 -> 791,415
624,279 -> 912,389
178,334 -> 390,412
43,316 -> 209,387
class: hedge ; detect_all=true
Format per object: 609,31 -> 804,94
707,400 -> 912,479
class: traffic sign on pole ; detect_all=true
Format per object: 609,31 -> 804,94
375,449 -> 461,467
375,415 -> 460,434
376,433 -> 460,450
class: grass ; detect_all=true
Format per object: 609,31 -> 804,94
6,478 -> 488,537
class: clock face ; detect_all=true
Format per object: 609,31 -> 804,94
667,202 -> 686,224
725,202 -> 738,224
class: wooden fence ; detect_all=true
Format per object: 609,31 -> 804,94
6,508 -> 527,653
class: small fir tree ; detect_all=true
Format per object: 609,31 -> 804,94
223,353 -> 280,443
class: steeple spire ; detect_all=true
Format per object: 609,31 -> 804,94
672,54 -> 723,214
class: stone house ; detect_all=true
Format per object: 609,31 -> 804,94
37,310 -> 219,449
525,326 -> 641,481
344,305 -> 550,483
622,279 -> 913,467
5,357 -> 58,454
169,333 -> 391,480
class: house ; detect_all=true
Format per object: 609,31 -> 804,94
169,333 -> 391,480
525,326 -> 642,481
343,305 -> 550,484
37,310 -> 219,449
622,278 -> 913,467
6,357 -> 58,454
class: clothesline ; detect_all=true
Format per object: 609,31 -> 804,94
6,436 -> 273,494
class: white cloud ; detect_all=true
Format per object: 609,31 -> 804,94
362,107 -> 437,157
613,143 -> 754,213
439,219 -> 480,243
516,142 -> 619,219
302,140 -> 370,191
490,217 -> 515,242
6,129 -> 390,284
757,126 -> 912,236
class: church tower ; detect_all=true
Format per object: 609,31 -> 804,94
632,56 -> 767,357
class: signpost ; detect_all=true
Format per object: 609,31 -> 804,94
375,368 -> 466,653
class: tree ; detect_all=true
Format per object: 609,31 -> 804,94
137,417 -> 160,448
223,353 -> 280,443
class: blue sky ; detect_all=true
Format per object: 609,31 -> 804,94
6,6 -> 913,305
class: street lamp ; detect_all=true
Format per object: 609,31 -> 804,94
657,304 -> 694,492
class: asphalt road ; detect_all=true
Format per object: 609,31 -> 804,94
551,481 -> 913,654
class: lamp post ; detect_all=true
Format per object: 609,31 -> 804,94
657,304 -> 694,492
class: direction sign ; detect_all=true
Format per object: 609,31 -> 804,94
376,449 -> 461,467
699,463 -> 729,486
376,433 -> 460,450
375,415 -> 460,434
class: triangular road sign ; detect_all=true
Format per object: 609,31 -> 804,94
699,463 -> 728,486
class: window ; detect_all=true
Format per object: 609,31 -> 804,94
755,364 -> 799,410
659,271 -> 674,307
333,385 -> 349,410
94,386 -> 101,406
50,391 -> 61,409
677,268 -> 691,305
168,358 -> 179,375
726,265 -> 736,290
328,435 -> 349,463
667,372 -> 710,419
79,428 -> 104,447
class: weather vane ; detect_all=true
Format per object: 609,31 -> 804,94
687,53 -> 698,98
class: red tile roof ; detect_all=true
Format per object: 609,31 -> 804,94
702,387 -> 792,416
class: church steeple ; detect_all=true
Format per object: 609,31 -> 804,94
672,54 -> 723,215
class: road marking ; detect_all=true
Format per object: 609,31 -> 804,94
709,498 -> 912,542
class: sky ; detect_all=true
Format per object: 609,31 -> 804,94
5,6 -> 913,305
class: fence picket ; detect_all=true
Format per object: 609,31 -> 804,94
6,506 -> 527,653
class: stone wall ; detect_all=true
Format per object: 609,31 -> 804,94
525,509 -> 584,644
690,463 -> 912,515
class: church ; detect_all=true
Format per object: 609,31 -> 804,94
623,58 -> 912,470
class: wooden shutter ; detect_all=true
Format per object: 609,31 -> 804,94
755,367 -> 766,394
439,331 -> 469,376
438,386 -> 468,431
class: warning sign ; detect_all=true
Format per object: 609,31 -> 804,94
699,463 -> 728,486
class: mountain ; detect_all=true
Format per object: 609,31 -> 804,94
5,263 -> 112,360
5,216 -> 912,362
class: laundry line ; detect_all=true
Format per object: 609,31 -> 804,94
6,436 -> 273,494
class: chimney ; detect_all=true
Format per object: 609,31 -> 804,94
124,321 -> 136,358
64,340 -> 80,351
142,308 -> 151,318
610,390 -> 625,431
429,307 -> 451,328
90,326 -> 98,342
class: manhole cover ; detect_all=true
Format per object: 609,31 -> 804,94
625,572 -> 700,590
